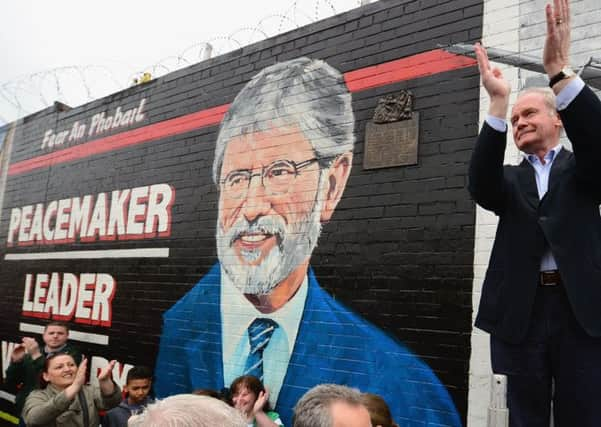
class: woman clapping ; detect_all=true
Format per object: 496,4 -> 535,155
22,353 -> 121,427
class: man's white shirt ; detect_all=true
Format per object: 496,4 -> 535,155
221,268 -> 308,406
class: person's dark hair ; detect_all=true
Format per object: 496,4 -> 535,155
229,375 -> 271,412
361,393 -> 398,427
39,352 -> 76,388
126,365 -> 153,384
44,321 -> 69,332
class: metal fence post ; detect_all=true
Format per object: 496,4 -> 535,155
487,374 -> 509,427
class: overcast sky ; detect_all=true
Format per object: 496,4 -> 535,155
0,0 -> 363,124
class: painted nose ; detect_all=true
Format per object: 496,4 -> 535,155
241,176 -> 271,223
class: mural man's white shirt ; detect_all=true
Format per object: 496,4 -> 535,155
221,267 -> 308,405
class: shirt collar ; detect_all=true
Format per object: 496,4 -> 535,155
45,343 -> 67,356
220,267 -> 308,355
523,144 -> 562,165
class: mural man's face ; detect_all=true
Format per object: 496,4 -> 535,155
216,125 -> 325,295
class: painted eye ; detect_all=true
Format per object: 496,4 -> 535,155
225,172 -> 250,188
266,162 -> 295,179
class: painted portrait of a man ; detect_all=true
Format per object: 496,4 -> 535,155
154,57 -> 461,426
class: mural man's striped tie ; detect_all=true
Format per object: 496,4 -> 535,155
244,318 -> 278,381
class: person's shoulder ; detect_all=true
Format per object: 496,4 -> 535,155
63,343 -> 82,360
105,401 -> 129,415
266,411 -> 283,425
106,400 -> 128,411
26,386 -> 54,401
27,388 -> 46,397
164,264 -> 221,318
307,277 -> 411,353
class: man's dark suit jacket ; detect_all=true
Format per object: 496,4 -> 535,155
469,83 -> 601,344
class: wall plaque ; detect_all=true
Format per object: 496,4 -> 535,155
364,91 -> 419,169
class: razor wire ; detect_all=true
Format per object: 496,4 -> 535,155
0,0 -> 363,123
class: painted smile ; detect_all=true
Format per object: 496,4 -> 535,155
235,232 -> 278,252
239,233 -> 271,243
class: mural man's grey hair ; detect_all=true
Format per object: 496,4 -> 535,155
127,394 -> 246,427
212,57 -> 355,184
292,384 -> 364,427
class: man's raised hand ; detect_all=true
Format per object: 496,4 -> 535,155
474,42 -> 511,118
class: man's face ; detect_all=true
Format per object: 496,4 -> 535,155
216,125 -> 325,295
232,386 -> 256,416
43,325 -> 68,350
330,401 -> 372,427
511,92 -> 562,155
125,378 -> 152,405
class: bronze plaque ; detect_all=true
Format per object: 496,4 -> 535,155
363,112 -> 419,169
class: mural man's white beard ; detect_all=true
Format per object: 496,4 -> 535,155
216,176 -> 325,296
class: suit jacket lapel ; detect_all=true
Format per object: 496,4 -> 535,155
276,268 -> 329,419
546,148 -> 570,197
518,159 -> 540,210
189,263 -> 224,390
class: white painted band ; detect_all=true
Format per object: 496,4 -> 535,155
5,247 -> 169,260
0,391 -> 16,404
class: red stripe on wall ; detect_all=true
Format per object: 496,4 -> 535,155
8,50 -> 475,176
344,49 -> 476,92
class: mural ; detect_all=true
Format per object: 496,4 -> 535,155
154,58 -> 460,425
0,2 -> 481,426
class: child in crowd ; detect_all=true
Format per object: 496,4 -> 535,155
230,375 -> 283,427
102,365 -> 154,427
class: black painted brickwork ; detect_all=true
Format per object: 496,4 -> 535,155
0,0 -> 482,423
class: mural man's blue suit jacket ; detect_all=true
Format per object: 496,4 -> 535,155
154,264 -> 461,426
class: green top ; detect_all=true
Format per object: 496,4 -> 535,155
4,342 -> 81,415
251,411 -> 283,427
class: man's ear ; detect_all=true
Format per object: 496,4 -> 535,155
555,113 -> 563,131
320,152 -> 353,223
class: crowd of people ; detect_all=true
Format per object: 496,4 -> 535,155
2,321 -> 397,427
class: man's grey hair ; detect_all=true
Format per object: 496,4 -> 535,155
212,57 -> 355,184
293,384 -> 364,427
127,394 -> 246,427
517,87 -> 557,115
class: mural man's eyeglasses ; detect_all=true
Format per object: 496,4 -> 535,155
221,158 -> 321,199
